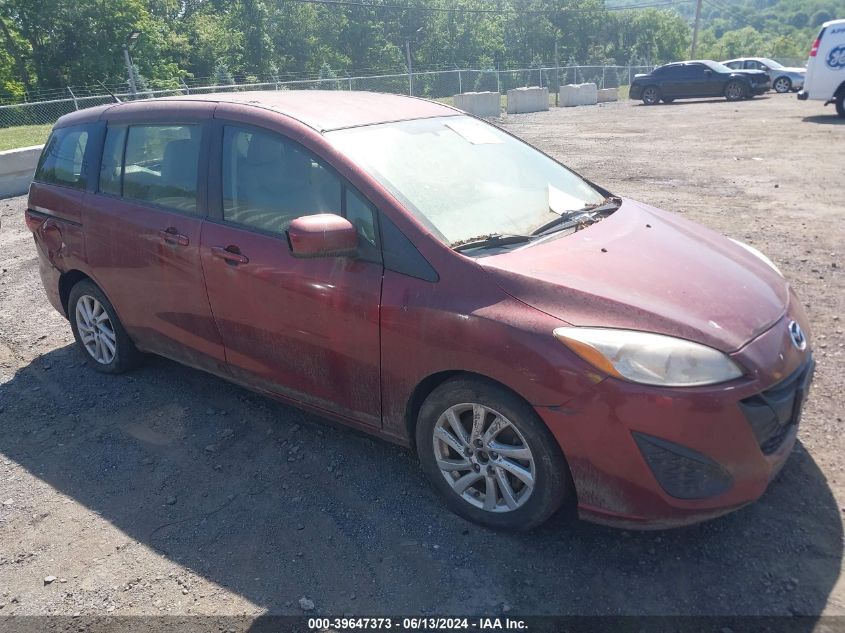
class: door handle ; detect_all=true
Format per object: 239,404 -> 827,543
211,246 -> 249,265
159,228 -> 189,246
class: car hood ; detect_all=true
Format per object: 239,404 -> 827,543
781,67 -> 806,75
478,199 -> 789,353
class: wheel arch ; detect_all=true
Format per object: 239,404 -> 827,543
404,370 -> 539,452
835,80 -> 845,97
58,269 -> 93,317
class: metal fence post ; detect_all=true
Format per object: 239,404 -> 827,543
457,69 -> 462,94
66,86 -> 79,110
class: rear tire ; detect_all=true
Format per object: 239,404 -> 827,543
68,280 -> 142,374
641,86 -> 661,106
773,77 -> 792,93
836,92 -> 845,119
415,377 -> 571,530
725,80 -> 746,102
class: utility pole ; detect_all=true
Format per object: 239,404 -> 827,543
690,0 -> 703,59
405,38 -> 415,96
554,40 -> 560,106
123,45 -> 137,96
405,26 -> 423,97
123,31 -> 141,97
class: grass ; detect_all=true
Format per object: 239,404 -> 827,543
0,124 -> 52,151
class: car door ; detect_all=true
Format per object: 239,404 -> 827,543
200,121 -> 383,427
655,65 -> 684,98
84,110 -> 226,373
683,63 -> 716,97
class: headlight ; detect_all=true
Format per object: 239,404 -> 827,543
553,327 -> 744,387
729,238 -> 782,276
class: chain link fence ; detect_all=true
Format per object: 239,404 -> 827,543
0,65 -> 655,129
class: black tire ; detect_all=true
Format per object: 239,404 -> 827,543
662,97 -> 675,104
725,80 -> 746,102
641,85 -> 661,106
836,92 -> 845,119
773,76 -> 792,94
68,279 -> 142,374
415,377 -> 571,530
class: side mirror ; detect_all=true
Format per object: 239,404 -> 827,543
704,69 -> 713,76
288,213 -> 358,258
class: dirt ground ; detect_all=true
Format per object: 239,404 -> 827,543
0,94 -> 843,621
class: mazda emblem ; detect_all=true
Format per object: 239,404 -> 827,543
788,320 -> 806,351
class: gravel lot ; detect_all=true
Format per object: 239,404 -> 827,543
0,94 -> 843,620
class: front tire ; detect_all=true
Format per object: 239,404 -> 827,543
773,77 -> 792,93
641,86 -> 661,106
68,280 -> 142,374
415,377 -> 571,530
725,80 -> 746,102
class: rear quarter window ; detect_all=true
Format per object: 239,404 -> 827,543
35,125 -> 94,190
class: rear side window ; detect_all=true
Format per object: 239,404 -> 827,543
35,125 -> 92,190
123,125 -> 202,214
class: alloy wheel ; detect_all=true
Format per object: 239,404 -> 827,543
75,295 -> 117,365
726,82 -> 745,101
432,403 -> 536,513
773,77 -> 791,93
643,87 -> 659,105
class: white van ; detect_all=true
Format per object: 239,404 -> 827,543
798,18 -> 845,117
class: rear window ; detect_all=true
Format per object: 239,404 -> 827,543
34,125 -> 93,190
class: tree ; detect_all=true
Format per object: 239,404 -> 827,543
213,60 -> 234,87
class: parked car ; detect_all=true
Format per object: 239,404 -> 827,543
798,18 -> 845,118
630,60 -> 771,105
722,57 -> 806,93
27,91 -> 813,530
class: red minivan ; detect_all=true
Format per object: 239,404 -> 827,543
26,91 -> 813,530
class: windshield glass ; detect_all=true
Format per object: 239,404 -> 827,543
700,60 -> 735,73
327,116 -> 605,245
760,57 -> 783,68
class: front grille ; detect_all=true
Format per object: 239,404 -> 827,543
739,357 -> 814,455
633,433 -> 733,500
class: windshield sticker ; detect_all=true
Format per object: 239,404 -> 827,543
548,183 -> 585,215
445,120 -> 504,145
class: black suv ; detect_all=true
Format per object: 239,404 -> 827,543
630,60 -> 771,105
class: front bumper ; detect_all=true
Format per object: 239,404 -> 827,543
537,313 -> 814,529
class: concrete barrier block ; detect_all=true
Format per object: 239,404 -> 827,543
453,91 -> 501,118
506,87 -> 549,114
577,83 -> 598,105
0,145 -> 42,199
559,84 -> 580,107
559,83 -> 598,107
597,87 -> 619,103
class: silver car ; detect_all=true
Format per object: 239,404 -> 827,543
722,57 -> 806,93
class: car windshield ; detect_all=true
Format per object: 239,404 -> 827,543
760,58 -> 784,69
699,60 -> 735,73
327,116 -> 605,246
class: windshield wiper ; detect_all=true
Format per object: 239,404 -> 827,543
452,233 -> 533,252
531,196 -> 622,237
